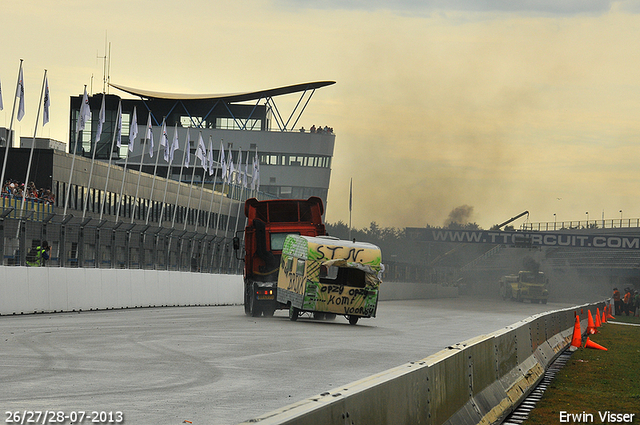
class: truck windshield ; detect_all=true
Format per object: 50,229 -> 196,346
270,233 -> 299,251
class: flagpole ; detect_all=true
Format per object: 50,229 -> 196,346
146,117 -> 164,225
182,133 -> 200,231
205,138 -> 220,233
0,59 -> 24,200
130,116 -> 150,224
19,70 -> 47,220
213,140 -> 228,234
100,100 -> 122,221
64,85 -> 90,217
158,124 -> 177,228
83,93 -> 105,219
171,128 -> 189,228
349,178 -> 353,241
221,148 -> 241,272
193,134 -> 209,232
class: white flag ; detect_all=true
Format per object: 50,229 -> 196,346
114,101 -> 123,148
220,141 -> 227,181
207,139 -> 214,176
228,150 -> 234,184
146,113 -> 154,157
169,124 -> 179,163
76,86 -> 90,132
16,66 -> 25,121
94,94 -> 105,143
43,76 -> 50,126
0,77 -> 3,111
128,106 -> 138,152
196,133 -> 207,171
160,119 -> 169,161
184,129 -> 191,168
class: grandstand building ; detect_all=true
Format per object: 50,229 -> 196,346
68,81 -> 336,205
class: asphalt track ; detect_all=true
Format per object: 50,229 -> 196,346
0,297 -> 578,425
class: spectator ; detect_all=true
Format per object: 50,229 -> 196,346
310,125 -> 316,133
26,240 -> 51,267
613,287 -> 622,315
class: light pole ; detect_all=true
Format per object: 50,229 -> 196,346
620,210 -> 623,228
553,213 -> 556,231
585,211 -> 589,228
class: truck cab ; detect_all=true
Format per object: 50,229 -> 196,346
237,197 -> 326,317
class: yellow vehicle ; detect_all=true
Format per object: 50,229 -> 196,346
277,235 -> 383,325
500,271 -> 549,304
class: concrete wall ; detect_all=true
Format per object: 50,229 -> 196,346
0,266 -> 243,315
238,302 -> 603,425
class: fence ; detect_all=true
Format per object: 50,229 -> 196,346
0,212 -> 243,274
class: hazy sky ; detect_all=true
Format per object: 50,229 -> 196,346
3,0 -> 640,230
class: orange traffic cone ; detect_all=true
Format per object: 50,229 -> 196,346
607,304 -> 615,320
570,315 -> 582,351
584,337 -> 607,351
595,308 -> 602,328
587,310 -> 597,334
602,308 -> 607,324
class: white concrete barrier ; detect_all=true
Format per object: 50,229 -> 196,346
0,266 -> 243,315
238,302 -> 604,425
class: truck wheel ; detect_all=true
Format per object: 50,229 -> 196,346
313,312 -> 325,320
324,313 -> 336,321
244,288 -> 251,316
289,305 -> 299,321
347,315 -> 359,325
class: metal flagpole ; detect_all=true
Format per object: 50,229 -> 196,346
130,112 -> 151,224
114,106 -> 137,223
82,93 -> 105,219
220,148 -> 241,271
229,151 -> 248,268
64,85 -> 90,217
171,128 -> 189,228
145,117 -> 164,225
193,133 -> 209,232
158,123 -> 178,228
213,140 -> 228,234
19,70 -> 47,220
0,59 -> 24,200
99,100 -> 122,221
183,131 -> 201,230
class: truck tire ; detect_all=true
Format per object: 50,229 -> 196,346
324,313 -> 337,321
347,315 -> 359,325
313,312 -> 325,320
289,305 -> 299,321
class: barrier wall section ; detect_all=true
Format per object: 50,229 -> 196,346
239,301 -> 606,425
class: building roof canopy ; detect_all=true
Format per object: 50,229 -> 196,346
109,81 -> 336,103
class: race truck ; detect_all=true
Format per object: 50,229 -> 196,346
277,234 -> 383,325
499,270 -> 549,304
233,197 -> 326,317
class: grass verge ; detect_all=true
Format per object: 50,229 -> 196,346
523,313 -> 640,424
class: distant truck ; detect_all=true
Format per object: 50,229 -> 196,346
234,197 -> 326,317
277,235 -> 384,325
499,271 -> 549,304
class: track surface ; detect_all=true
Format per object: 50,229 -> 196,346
0,297 -> 576,425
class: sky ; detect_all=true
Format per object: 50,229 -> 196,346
3,0 -> 640,230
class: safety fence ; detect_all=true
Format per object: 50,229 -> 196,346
0,213 -> 243,274
238,301 -> 605,425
